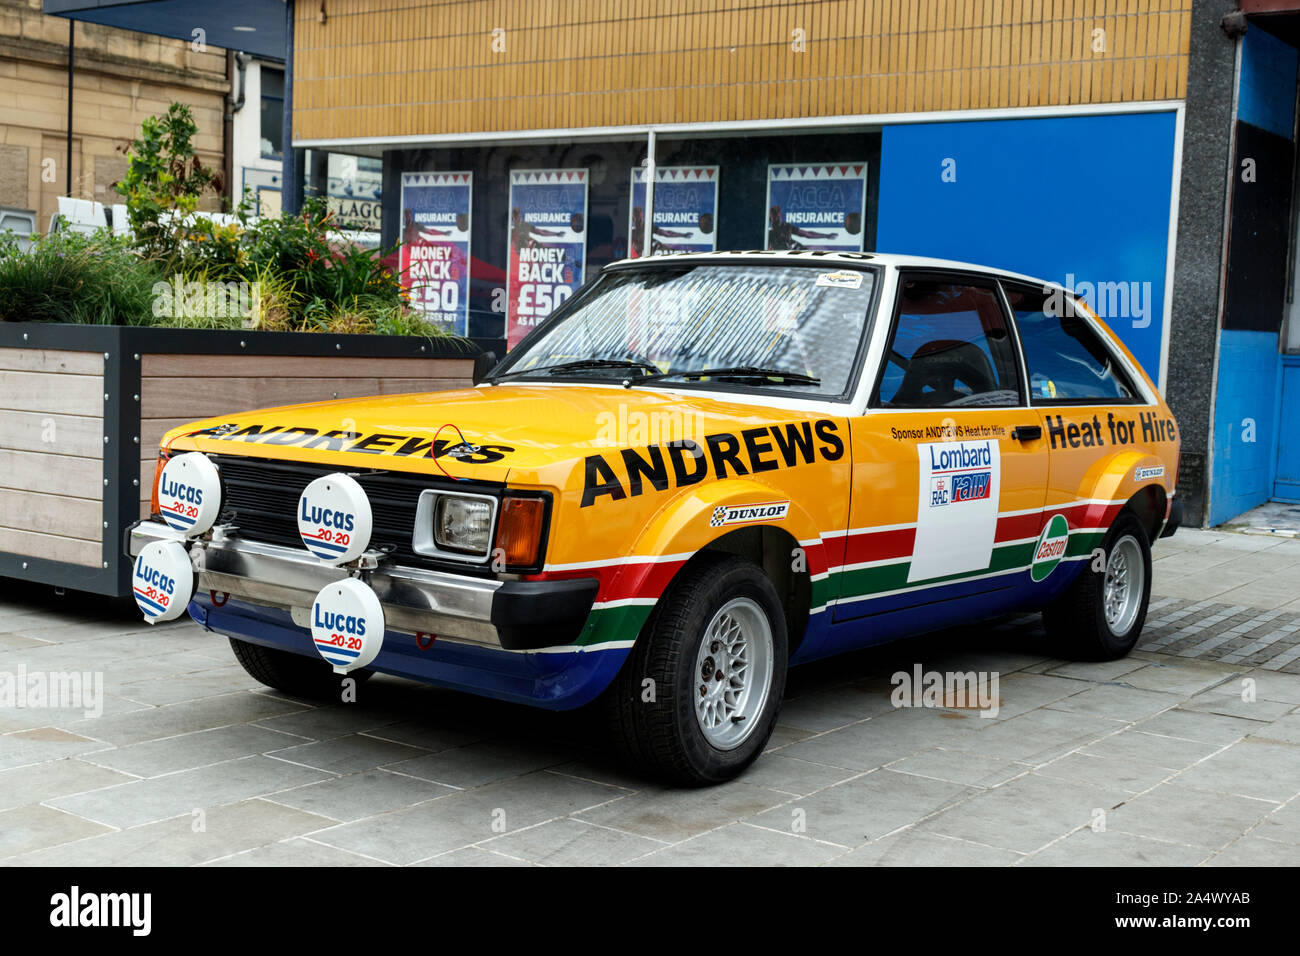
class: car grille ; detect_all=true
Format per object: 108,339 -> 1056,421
209,455 -> 482,570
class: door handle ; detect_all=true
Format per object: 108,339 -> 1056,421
1011,424 -> 1042,442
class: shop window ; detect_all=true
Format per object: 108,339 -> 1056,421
260,67 -> 284,160
876,278 -> 1021,408
1003,283 -> 1141,403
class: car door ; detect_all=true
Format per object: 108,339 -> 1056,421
1000,279 -> 1149,557
835,271 -> 1049,623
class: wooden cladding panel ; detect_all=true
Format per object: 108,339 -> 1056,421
135,352 -> 477,498
293,0 -> 1192,141
0,349 -> 105,565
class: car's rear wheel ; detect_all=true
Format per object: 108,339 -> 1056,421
229,637 -> 372,700
603,554 -> 788,785
1042,511 -> 1152,660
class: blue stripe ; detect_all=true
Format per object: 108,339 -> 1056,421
315,643 -> 360,658
134,592 -> 166,615
164,512 -> 195,527
302,537 -> 346,552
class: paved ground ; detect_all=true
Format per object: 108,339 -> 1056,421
1,528 -> 1299,866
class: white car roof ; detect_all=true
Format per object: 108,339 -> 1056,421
605,250 -> 1062,292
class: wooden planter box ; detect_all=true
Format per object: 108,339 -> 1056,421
0,324 -> 495,597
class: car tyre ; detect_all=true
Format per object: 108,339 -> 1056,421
603,553 -> 788,786
1042,511 -> 1152,661
229,637 -> 372,700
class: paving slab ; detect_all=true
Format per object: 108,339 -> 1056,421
629,822 -> 841,866
746,769 -> 975,848
1105,782 -> 1278,849
912,772 -> 1129,853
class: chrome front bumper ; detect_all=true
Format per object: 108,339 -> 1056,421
128,520 -> 503,647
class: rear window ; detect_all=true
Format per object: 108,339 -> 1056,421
1003,283 -> 1141,404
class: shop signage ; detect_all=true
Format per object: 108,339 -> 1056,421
399,171 -> 474,335
506,168 -> 589,350
628,165 -> 720,257
765,164 -> 868,252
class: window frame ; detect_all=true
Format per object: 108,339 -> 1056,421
999,279 -> 1146,407
260,66 -> 286,161
869,269 -> 1029,410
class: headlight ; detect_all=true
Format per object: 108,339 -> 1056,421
413,490 -> 498,561
434,496 -> 493,554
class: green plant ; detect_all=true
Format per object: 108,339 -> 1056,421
0,227 -> 163,325
4,105 -> 462,338
239,197 -> 406,319
114,102 -> 223,268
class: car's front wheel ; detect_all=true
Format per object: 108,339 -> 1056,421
229,637 -> 372,700
1042,511 -> 1152,660
604,554 -> 788,785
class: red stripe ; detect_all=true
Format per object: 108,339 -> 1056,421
842,527 -> 915,565
994,511 -> 1045,543
531,500 -> 1127,604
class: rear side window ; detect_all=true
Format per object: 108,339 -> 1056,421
875,278 -> 1021,408
1003,283 -> 1141,404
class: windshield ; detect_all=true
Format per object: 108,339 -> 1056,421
491,262 -> 878,399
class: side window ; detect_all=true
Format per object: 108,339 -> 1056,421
875,278 -> 1022,408
1003,283 -> 1141,404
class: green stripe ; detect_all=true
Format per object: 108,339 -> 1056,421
831,539 -> 1037,601
572,603 -> 652,648
571,529 -> 1108,648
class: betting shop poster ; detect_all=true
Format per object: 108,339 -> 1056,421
506,169 -> 588,350
628,165 -> 720,257
764,164 -> 868,252
399,171 -> 472,335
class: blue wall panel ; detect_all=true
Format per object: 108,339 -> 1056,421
875,112 -> 1178,384
1211,330 -> 1282,524
1239,27 -> 1299,140
1276,356 -> 1300,503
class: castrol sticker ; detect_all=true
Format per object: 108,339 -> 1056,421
309,577 -> 384,674
1031,513 -> 1071,582
297,473 -> 373,565
157,453 -> 221,536
132,540 -> 194,623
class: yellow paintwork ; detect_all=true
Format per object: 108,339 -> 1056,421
160,385 -> 854,573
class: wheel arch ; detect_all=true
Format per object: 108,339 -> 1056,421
1122,483 -> 1167,545
618,482 -> 820,655
1073,449 -> 1172,545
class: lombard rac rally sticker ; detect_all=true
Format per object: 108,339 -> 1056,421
157,453 -> 221,536
1031,514 -> 1071,582
909,439 -> 1001,583
297,473 -> 373,565
710,501 -> 790,528
309,578 -> 384,674
131,540 -> 194,623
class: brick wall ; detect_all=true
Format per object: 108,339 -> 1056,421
0,0 -> 228,228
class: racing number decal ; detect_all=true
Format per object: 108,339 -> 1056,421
909,439 -> 1002,582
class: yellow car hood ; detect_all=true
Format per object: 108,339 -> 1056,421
163,384 -> 822,486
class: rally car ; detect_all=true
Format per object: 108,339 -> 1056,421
127,251 -> 1181,785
